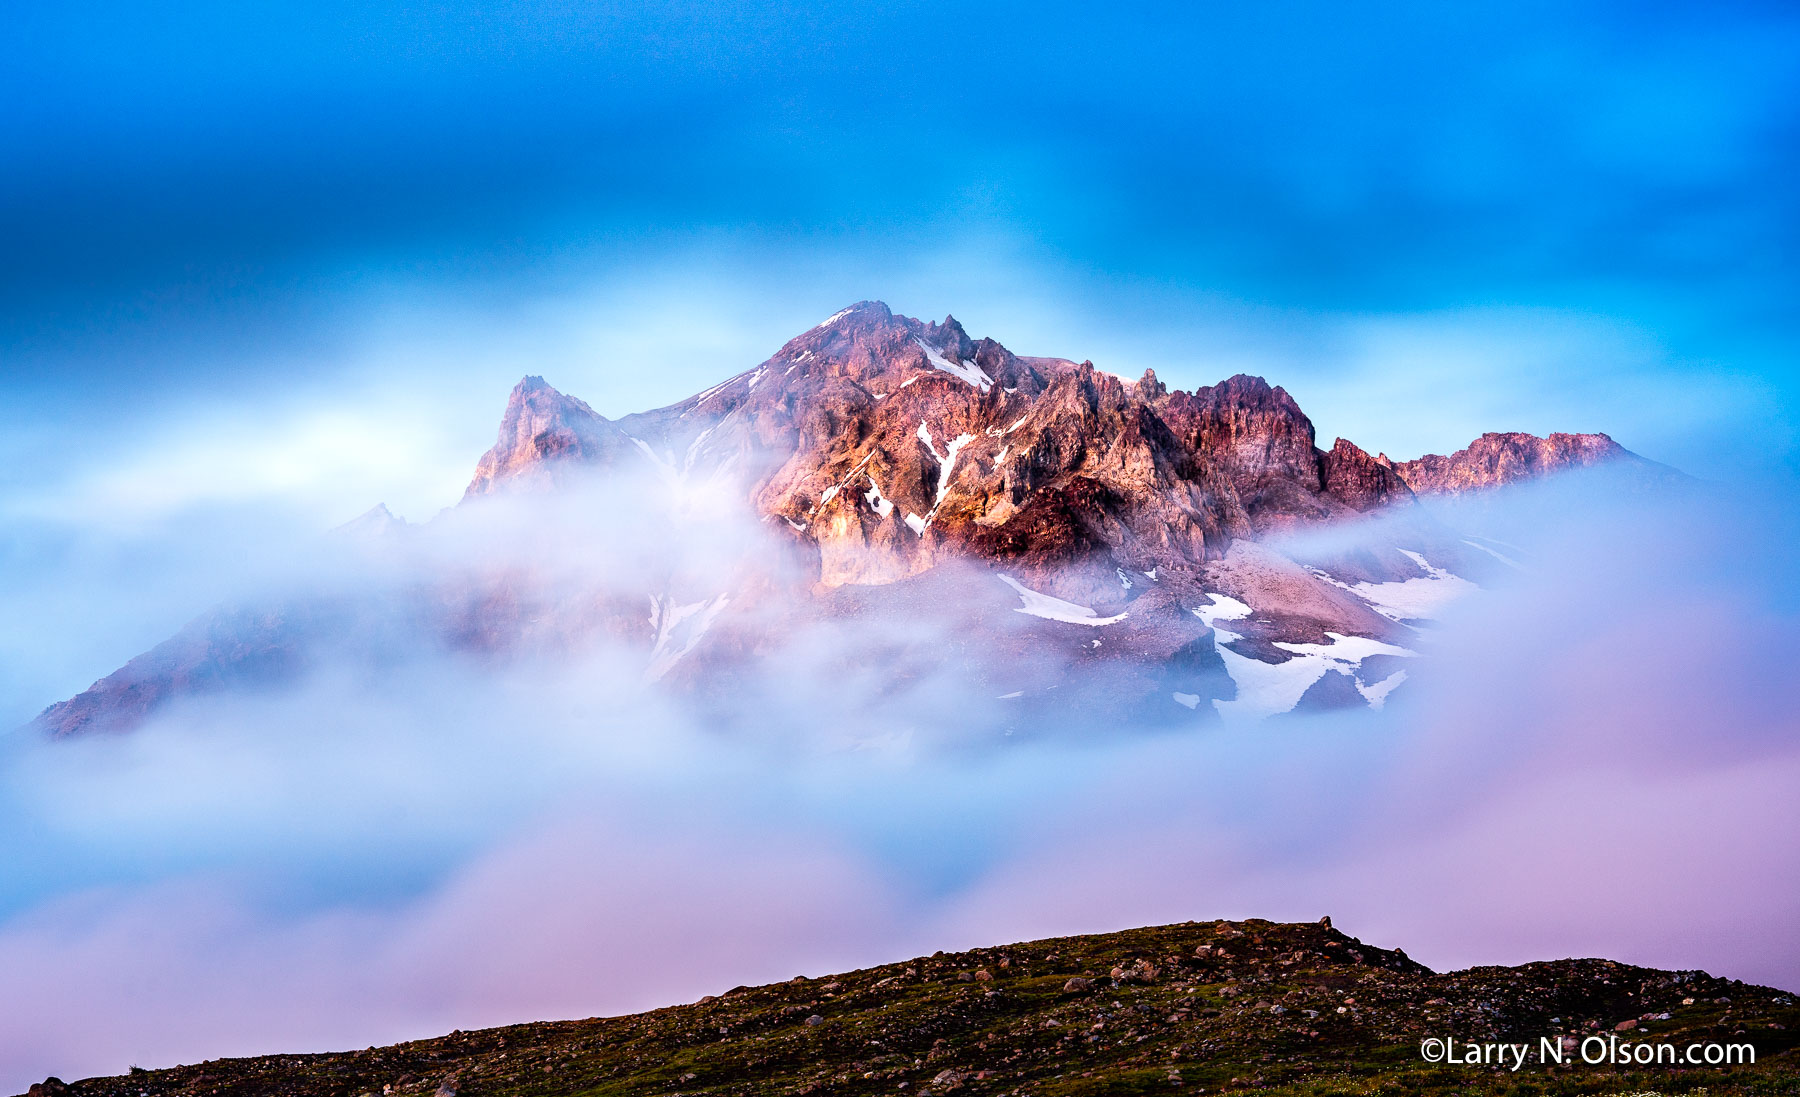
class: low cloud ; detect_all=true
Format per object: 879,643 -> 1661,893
0,467 -> 1795,1092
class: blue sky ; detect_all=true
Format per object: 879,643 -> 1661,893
3,0 -> 1798,522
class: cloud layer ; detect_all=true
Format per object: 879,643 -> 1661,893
1,467 -> 1795,1092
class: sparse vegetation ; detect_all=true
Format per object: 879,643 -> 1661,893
26,919 -> 1798,1097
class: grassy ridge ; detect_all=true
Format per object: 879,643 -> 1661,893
25,919 -> 1799,1097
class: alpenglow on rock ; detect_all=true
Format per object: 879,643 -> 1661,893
27,302 -> 1673,738
1379,431 -> 1672,496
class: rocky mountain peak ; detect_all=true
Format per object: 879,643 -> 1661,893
1319,437 -> 1413,513
1386,430 -> 1661,496
1154,374 -> 1325,529
464,375 -> 628,498
332,502 -> 407,540
495,374 -> 603,431
22,304 -> 1687,741
923,313 -> 974,357
803,300 -> 899,342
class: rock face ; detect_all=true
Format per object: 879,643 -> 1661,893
1383,431 -> 1666,496
464,376 -> 635,498
44,917 -> 1800,1097
26,302 -> 1672,738
1319,437 -> 1412,512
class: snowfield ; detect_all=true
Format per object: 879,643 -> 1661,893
645,593 -> 731,681
1318,549 -> 1479,623
1195,593 -> 1417,720
998,575 -> 1128,626
915,337 -> 995,392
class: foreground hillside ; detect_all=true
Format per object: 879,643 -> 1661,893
24,919 -> 1797,1097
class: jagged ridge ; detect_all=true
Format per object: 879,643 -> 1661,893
465,303 -> 1660,593
466,302 -> 1422,594
1381,431 -> 1673,496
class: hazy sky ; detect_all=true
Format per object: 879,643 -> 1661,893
3,0 -> 1798,531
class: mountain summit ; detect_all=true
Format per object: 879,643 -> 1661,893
455,303 -> 1655,598
465,375 -> 634,498
26,303 -> 1675,738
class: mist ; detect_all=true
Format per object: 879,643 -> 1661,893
0,458 -> 1796,1093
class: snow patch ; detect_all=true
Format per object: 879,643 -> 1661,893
1172,692 -> 1200,710
646,594 -> 730,681
913,422 -> 975,527
627,435 -> 738,497
690,377 -> 733,407
1214,632 -> 1416,722
1462,538 -> 1524,569
1356,669 -> 1407,708
1193,593 -> 1253,641
998,575 -> 1127,626
863,477 -> 895,518
627,436 -> 676,481
915,337 -> 994,392
1326,549 -> 1478,622
682,426 -> 716,473
1193,593 -> 1415,720
816,307 -> 854,328
933,433 -> 974,509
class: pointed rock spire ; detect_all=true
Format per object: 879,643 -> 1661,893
463,376 -> 628,498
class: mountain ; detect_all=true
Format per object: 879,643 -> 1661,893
464,376 -> 637,499
468,302 -> 1412,595
25,302 -> 1671,738
20,917 -> 1796,1097
1381,431 -> 1678,496
333,503 -> 409,539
